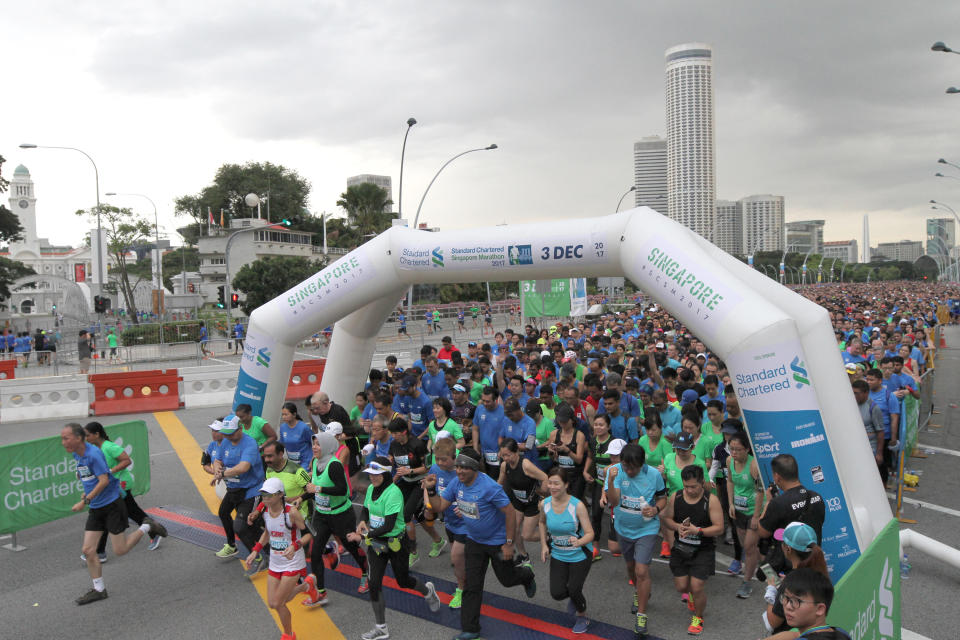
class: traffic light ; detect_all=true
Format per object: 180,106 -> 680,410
94,295 -> 106,313
217,286 -> 226,308
52,304 -> 56,311
280,219 -> 291,227
231,293 -> 240,308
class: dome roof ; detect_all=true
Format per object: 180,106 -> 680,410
13,164 -> 29,176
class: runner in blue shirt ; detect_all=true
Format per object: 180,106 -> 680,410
474,387 -> 506,477
865,369 -> 900,485
425,448 -> 537,638
276,402 -> 314,470
61,423 -> 167,605
420,357 -> 451,400
392,375 -> 435,438
397,311 -> 408,338
501,398 -> 538,462
199,321 -> 212,358
232,321 -> 244,355
213,417 -> 265,562
423,437 -> 468,608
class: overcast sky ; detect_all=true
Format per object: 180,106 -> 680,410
4,1 -> 959,253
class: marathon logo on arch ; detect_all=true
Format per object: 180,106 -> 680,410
283,248 -> 377,326
790,356 -> 810,387
431,247 -> 444,268
256,347 -> 271,368
508,244 -> 533,265
726,342 -> 818,412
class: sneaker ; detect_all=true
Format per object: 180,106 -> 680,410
361,624 -> 389,640
302,588 -> 329,607
280,633 -> 297,640
357,573 -> 370,594
448,588 -> 463,609
519,553 -> 532,569
143,516 -> 168,539
80,553 -> 87,566
424,581 -> 441,613
572,617 -> 590,634
631,593 -> 639,614
323,541 -> 341,570
76,588 -> 108,606
592,546 -> 602,562
727,559 -> 742,575
453,633 -> 481,640
524,574 -> 537,599
303,574 -> 321,604
409,551 -> 420,567
148,536 -> 161,551
659,541 -> 671,558
688,615 -> 704,635
429,539 -> 447,558
686,592 -> 695,612
635,613 -> 648,636
97,553 -> 107,564
736,581 -> 753,599
681,592 -> 688,604
215,543 -> 238,558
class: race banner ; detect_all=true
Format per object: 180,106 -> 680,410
570,278 -> 588,316
0,420 -> 151,535
522,279 -> 572,317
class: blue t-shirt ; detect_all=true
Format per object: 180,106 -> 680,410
500,414 -> 538,461
429,464 -> 464,534
205,438 -> 225,462
597,393 -> 642,419
367,436 -> 394,464
441,472 -> 510,545
361,403 -> 377,422
868,387 -> 900,438
220,433 -> 265,499
199,327 -> 208,342
543,496 -> 592,562
608,463 -> 666,539
421,370 -> 451,400
233,324 -> 244,339
658,405 -> 683,437
608,414 -> 640,442
277,420 -> 314,470
501,389 -> 530,409
398,313 -> 406,328
474,404 -> 505,465
841,351 -> 867,366
407,392 -> 435,437
74,443 -> 120,508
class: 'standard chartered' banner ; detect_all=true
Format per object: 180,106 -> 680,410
522,279 -> 572,317
726,340 -> 860,580
0,420 -> 151,535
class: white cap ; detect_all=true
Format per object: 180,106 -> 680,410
607,439 -> 628,456
259,477 -> 285,495
363,461 -> 392,475
541,350 -> 551,357
435,429 -> 452,441
219,416 -> 240,435
325,421 -> 343,436
208,419 -> 224,431
362,443 -> 375,456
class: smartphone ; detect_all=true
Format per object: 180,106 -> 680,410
682,517 -> 691,526
760,563 -> 780,586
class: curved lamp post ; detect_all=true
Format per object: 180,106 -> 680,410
398,117 -> 417,322
615,186 -> 637,213
414,145 -> 498,229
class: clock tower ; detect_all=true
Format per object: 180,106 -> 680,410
7,164 -> 40,258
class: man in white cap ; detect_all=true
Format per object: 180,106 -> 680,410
213,416 -> 265,562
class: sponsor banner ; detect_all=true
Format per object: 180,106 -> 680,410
727,340 -> 860,580
632,235 -> 742,339
521,279 -> 572,317
397,230 -> 610,273
0,421 -> 151,535
828,518 -> 900,640
282,248 -> 377,327
234,330 -> 276,416
570,278 -> 588,316
74,263 -> 86,283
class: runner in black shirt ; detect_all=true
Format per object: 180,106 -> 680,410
388,418 -> 444,565
758,454 -> 826,574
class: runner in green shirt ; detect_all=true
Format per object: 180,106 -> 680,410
725,431 -> 763,599
106,330 -> 119,363
524,400 -> 555,470
638,416 -> 672,470
235,403 -> 277,450
427,397 -> 465,459
695,401 -> 725,477
662,433 -> 709,496
258,441 -> 311,519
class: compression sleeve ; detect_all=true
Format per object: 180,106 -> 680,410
368,512 -> 399,538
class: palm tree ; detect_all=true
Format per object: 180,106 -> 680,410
336,183 -> 394,238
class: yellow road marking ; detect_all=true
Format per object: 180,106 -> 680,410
153,411 -> 345,640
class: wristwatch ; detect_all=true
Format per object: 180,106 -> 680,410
83,495 -> 91,505
506,538 -> 514,544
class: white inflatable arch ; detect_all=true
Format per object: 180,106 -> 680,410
233,206 -> 890,580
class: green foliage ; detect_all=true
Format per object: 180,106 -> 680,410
174,162 -> 310,229
0,156 -> 25,247
232,255 -> 321,316
336,183 -> 394,239
120,320 -> 204,346
0,256 -> 35,300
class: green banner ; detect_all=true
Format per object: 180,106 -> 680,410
0,420 -> 151,535
827,517 -> 901,639
903,394 -> 919,454
521,279 -> 571,317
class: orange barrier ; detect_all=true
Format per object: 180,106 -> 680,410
90,369 -> 182,416
0,359 -> 15,380
286,359 -> 326,400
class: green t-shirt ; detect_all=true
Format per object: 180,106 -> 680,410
469,376 -> 492,404
364,482 -> 406,538
100,440 -> 133,489
541,405 -> 556,423
243,416 -> 269,447
350,405 -> 362,423
536,418 -> 555,461
428,418 -> 464,443
312,457 -> 351,515
268,460 -> 311,518
107,334 -> 118,348
663,452 -> 708,495
695,426 -> 724,464
729,455 -> 759,516
638,434 -> 672,469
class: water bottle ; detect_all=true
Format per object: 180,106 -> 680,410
638,495 -> 653,522
900,554 -> 911,579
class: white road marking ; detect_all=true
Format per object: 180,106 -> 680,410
889,493 -> 960,518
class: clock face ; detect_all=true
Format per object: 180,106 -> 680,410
18,200 -> 28,209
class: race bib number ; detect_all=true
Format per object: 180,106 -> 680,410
513,489 -> 528,501
734,495 -> 749,511
596,464 -> 608,479
315,494 -> 331,510
459,500 -> 479,520
370,515 -> 385,529
395,455 -> 409,466
288,451 -> 301,462
270,539 -> 289,552
76,465 -> 92,481
553,536 -> 572,548
484,451 -> 499,465
620,496 -> 644,513
558,455 -> 574,469
225,475 -> 240,485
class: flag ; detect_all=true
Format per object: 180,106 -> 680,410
220,209 -> 225,227
208,207 -> 213,234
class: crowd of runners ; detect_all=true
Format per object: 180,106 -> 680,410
60,281 -> 956,640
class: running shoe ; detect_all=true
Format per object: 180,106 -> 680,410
409,551 -> 420,567
357,574 -> 370,594
736,581 -> 754,599
448,588 -> 463,609
361,624 -> 389,640
635,613 -> 648,636
143,516 -> 168,539
687,592 -> 695,612
280,633 -> 296,640
687,615 -> 704,635
631,593 -> 639,614
148,536 -> 161,551
519,553 -> 533,569
727,559 -> 742,575
681,592 -> 688,604
659,540 -> 671,558
453,633 -> 481,640
302,588 -> 329,607
303,574 -> 321,604
76,588 -> 108,606
592,546 -> 602,562
572,617 -> 590,634
80,553 -> 86,566
97,553 -> 107,563
323,541 -> 341,570
424,581 -> 441,613
429,539 -> 447,558
215,544 -> 238,558
524,575 -> 537,599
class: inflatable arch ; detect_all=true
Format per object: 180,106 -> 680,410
233,206 -> 891,580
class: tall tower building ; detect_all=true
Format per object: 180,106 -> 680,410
741,194 -> 785,254
346,174 -> 393,212
665,43 -> 715,239
926,217 -> 955,258
7,164 -> 40,256
633,136 -> 667,212
715,199 -> 743,255
862,215 -> 871,263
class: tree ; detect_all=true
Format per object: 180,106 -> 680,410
336,183 -> 394,239
124,246 -> 199,292
174,162 -> 310,230
76,205 -> 154,322
232,255 -> 321,316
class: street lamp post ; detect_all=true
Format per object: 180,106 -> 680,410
105,192 -> 162,313
413,145 -> 498,229
828,257 -> 838,282
19,143 -> 104,298
615,186 -> 637,213
398,118 -> 418,323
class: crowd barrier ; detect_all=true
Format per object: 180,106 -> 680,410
0,359 -> 16,380
0,374 -> 90,423
89,369 -> 183,416
286,358 -> 326,400
181,364 -> 238,409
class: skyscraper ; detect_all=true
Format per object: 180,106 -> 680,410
633,136 -> 667,212
926,218 -> 955,258
665,43 -> 715,239
785,220 -> 825,255
862,215 -> 871,263
715,199 -> 742,255
741,194 -> 785,254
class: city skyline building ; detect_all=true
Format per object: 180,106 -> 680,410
785,219 -> 825,256
715,199 -> 743,255
741,194 -> 785,254
862,214 -> 871,263
633,135 -> 667,212
875,240 -> 923,263
346,174 -> 393,212
665,43 -> 715,239
822,239 -> 858,263
926,217 -> 955,259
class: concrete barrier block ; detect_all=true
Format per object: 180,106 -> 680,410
181,364 -> 238,409
0,374 -> 90,422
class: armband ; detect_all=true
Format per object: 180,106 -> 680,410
300,528 -> 310,538
292,539 -> 301,551
427,488 -> 437,496
201,451 -> 212,466
252,542 -> 264,553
